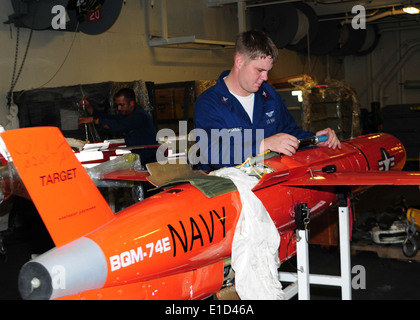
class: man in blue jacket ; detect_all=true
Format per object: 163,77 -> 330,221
79,88 -> 157,165
193,30 -> 340,170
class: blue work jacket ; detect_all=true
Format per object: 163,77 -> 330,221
94,105 -> 157,164
193,70 -> 313,169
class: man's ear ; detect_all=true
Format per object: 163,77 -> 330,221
234,54 -> 245,69
129,100 -> 135,107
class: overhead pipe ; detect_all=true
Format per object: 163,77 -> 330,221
377,43 -> 420,107
322,7 -> 409,25
403,80 -> 420,89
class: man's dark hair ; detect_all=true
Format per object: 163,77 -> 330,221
114,88 -> 136,103
235,30 -> 278,62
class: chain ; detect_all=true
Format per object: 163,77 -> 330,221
7,26 -> 20,108
7,1 -> 39,108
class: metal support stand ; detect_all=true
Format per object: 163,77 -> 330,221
279,194 -> 352,300
296,228 -> 310,300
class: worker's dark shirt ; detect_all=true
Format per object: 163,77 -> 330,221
93,105 -> 157,164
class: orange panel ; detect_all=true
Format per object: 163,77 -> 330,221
0,127 -> 115,247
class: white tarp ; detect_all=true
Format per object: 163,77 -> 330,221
210,167 -> 284,300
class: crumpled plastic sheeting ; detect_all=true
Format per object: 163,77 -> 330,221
4,103 -> 19,130
295,78 -> 361,140
86,153 -> 142,180
210,167 -> 284,300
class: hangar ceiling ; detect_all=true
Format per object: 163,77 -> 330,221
208,0 -> 420,22
205,0 -> 420,56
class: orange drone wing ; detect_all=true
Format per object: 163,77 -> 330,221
0,127 -> 115,247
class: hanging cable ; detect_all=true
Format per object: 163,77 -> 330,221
7,27 -> 34,109
13,21 -> 81,105
7,1 -> 41,108
38,22 -> 80,89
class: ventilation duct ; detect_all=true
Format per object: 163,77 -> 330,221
249,1 -> 381,56
254,2 -> 319,50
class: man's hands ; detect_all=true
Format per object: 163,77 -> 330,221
259,128 -> 341,156
78,116 -> 95,126
314,128 -> 341,150
78,97 -> 99,126
260,133 -> 299,156
80,96 -> 93,115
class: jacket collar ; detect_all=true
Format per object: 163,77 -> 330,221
215,70 -> 269,124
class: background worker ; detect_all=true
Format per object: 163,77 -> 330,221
79,87 -> 157,165
194,30 -> 341,170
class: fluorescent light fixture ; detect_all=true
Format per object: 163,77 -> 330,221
403,6 -> 420,13
291,90 -> 303,102
403,1 -> 420,14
